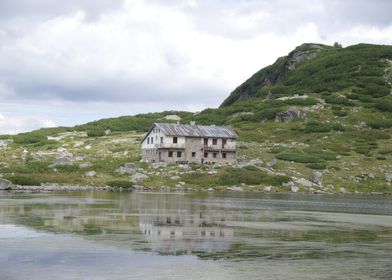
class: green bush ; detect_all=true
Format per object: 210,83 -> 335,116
106,180 -> 133,189
306,162 -> 327,169
367,119 -> 392,129
375,99 -> 392,112
5,175 -> 42,186
87,129 -> 105,137
333,110 -> 348,117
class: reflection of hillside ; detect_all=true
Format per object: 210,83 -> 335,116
134,194 -> 234,255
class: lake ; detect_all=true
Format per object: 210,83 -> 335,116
1,191 -> 392,280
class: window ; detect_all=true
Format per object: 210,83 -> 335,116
213,153 -> 217,158
222,139 -> 227,148
160,137 -> 163,143
204,138 -> 208,145
147,138 -> 149,144
173,137 -> 178,144
222,153 -> 226,159
204,152 -> 208,158
177,151 -> 182,158
191,152 -> 196,158
168,151 -> 173,158
212,139 -> 217,145
151,137 -> 153,144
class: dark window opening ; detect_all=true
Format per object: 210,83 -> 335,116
204,152 -> 208,158
213,153 -> 217,158
212,139 -> 217,145
192,152 -> 196,157
177,151 -> 182,158
173,137 -> 178,144
168,151 -> 173,158
151,137 -> 153,144
147,138 -> 149,144
222,153 -> 226,159
204,138 -> 208,146
222,139 -> 227,148
160,137 -> 163,143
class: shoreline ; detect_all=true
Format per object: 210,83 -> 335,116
2,184 -> 390,196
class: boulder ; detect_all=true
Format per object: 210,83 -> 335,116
267,159 -> 278,167
0,178 -> 12,190
263,186 -> 273,192
49,155 -> 73,167
131,173 -> 149,182
291,186 -> 299,193
170,175 -> 180,180
85,170 -> 97,177
385,173 -> 392,182
266,92 -> 275,100
296,178 -> 315,188
310,171 -> 323,185
275,108 -> 302,122
249,159 -> 263,166
207,187 -> 215,192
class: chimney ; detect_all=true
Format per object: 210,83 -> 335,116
190,121 -> 195,126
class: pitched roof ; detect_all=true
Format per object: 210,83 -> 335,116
142,123 -> 238,143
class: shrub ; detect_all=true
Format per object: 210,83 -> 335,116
87,129 -> 105,137
306,162 -> 327,170
106,180 -> 133,189
55,165 -> 80,173
333,110 -> 348,117
276,153 -> 324,163
324,95 -> 354,106
367,119 -> 392,129
5,175 -> 42,186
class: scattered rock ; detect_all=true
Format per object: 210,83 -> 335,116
73,141 -> 84,148
178,164 -> 191,171
226,186 -> 244,192
178,181 -> 186,186
275,108 -> 302,122
349,176 -> 362,182
170,175 -> 180,180
249,159 -> 263,166
339,187 -> 352,194
85,145 -> 92,150
0,178 -> 12,190
263,186 -> 272,192
291,186 -> 299,193
85,170 -> 96,177
131,173 -> 149,182
115,163 -> 136,175
385,173 -> 392,182
151,162 -> 167,169
207,170 -> 218,175
267,159 -> 278,167
49,155 -> 74,167
283,181 -> 295,188
310,171 -> 323,185
266,92 -> 275,100
105,129 -> 111,135
207,187 -> 215,192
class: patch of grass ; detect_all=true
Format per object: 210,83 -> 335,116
276,152 -> 324,163
5,175 -> 42,186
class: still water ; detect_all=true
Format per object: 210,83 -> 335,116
0,191 -> 392,280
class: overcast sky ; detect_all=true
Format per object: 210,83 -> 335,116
1,0 -> 392,134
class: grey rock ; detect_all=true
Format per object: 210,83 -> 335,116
296,178 -> 315,187
178,164 -> 191,170
115,164 -> 136,175
79,162 -> 93,168
151,162 -> 167,169
170,175 -> 181,180
339,187 -> 352,194
291,186 -> 299,193
310,171 -> 323,185
207,170 -> 218,175
385,173 -> 392,182
178,181 -> 186,186
349,176 -> 362,182
249,159 -> 263,166
131,173 -> 149,182
85,170 -> 96,177
267,159 -> 278,167
275,108 -> 302,122
282,181 -> 295,187
226,186 -> 244,192
49,155 -> 73,167
266,92 -> 275,100
207,187 -> 215,192
263,186 -> 272,192
0,178 -> 12,190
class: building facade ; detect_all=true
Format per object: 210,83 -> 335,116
141,123 -> 238,164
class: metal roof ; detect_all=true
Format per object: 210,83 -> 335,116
142,123 -> 238,143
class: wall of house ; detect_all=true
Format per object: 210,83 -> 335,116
184,138 -> 203,163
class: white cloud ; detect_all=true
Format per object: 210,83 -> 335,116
0,0 -> 392,133
0,112 -> 56,135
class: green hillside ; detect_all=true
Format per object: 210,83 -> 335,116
1,43 -> 392,194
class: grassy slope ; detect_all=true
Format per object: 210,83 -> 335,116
1,43 -> 392,193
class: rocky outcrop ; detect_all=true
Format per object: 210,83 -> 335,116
115,163 -> 136,175
310,171 -> 323,185
275,108 -> 302,122
0,178 -> 12,190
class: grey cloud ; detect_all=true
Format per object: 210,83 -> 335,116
0,0 -> 123,21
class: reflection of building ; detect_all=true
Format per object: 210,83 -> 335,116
136,195 -> 234,255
